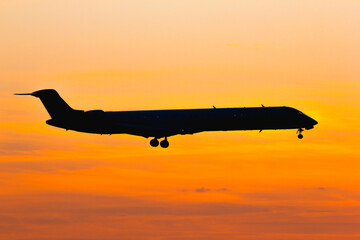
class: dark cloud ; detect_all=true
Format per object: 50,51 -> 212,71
215,188 -> 229,192
194,187 -> 211,193
192,187 -> 229,193
318,187 -> 326,190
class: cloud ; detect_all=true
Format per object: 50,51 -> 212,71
193,187 -> 229,193
2,192 -> 360,240
194,187 -> 211,193
240,188 -> 343,201
0,192 -> 267,219
0,159 -> 105,173
215,188 -> 229,192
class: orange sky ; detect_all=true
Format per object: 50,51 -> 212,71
1,0 -> 360,239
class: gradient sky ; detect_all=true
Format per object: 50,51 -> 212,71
1,0 -> 360,239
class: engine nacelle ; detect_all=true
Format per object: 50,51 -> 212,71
85,110 -> 105,116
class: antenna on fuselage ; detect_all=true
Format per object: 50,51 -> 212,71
213,105 -> 216,109
261,104 -> 265,107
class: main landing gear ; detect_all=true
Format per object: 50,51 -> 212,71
150,137 -> 169,148
297,128 -> 304,139
150,138 -> 159,147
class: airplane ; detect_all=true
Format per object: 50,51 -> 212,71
15,89 -> 318,148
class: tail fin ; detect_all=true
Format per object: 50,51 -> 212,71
15,89 -> 80,119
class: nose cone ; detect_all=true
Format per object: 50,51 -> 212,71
307,116 -> 318,126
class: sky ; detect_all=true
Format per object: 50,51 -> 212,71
1,0 -> 360,239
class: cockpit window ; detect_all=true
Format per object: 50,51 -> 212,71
298,111 -> 303,115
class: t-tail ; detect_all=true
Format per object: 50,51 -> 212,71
15,89 -> 83,120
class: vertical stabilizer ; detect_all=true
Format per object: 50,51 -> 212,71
15,89 -> 76,119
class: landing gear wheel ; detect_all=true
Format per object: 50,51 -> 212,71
150,138 -> 159,147
296,128 -> 304,139
160,139 -> 169,148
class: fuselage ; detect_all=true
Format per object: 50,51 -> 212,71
46,106 -> 318,138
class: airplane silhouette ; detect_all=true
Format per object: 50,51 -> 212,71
16,89 -> 318,148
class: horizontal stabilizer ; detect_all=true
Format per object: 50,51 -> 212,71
14,93 -> 34,96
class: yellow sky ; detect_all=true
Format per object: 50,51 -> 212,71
1,0 -> 360,239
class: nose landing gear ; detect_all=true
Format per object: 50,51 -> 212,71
297,128 -> 304,139
150,137 -> 169,148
